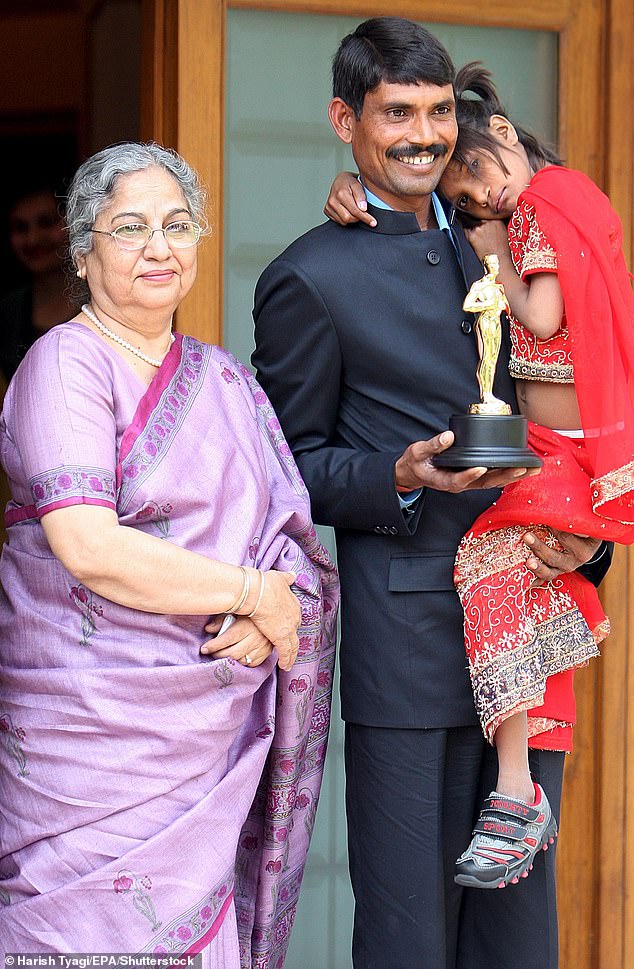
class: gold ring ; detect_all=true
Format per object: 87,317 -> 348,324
244,653 -> 252,665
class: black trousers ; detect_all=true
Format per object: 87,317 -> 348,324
344,723 -> 564,969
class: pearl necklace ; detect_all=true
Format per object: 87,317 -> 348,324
81,304 -> 173,368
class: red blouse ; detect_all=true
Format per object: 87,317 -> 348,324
506,199 -> 573,384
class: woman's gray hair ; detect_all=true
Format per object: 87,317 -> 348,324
66,142 -> 207,278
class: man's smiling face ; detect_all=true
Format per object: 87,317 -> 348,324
330,80 -> 458,211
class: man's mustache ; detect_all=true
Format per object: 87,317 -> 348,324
385,144 -> 448,160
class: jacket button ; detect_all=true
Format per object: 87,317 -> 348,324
427,250 -> 441,265
389,526 -> 398,534
461,319 -> 473,334
374,526 -> 382,533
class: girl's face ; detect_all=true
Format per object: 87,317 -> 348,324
439,115 -> 534,221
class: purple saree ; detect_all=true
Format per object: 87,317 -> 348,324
0,323 -> 339,967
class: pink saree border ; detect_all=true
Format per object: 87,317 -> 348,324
118,332 -> 184,471
6,496 -> 116,527
115,336 -> 209,510
183,891 -> 234,956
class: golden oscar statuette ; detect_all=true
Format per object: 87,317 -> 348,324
434,254 -> 542,469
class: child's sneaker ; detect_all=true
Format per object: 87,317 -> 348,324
454,783 -> 557,889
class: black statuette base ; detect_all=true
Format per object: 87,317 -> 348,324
433,414 -> 543,469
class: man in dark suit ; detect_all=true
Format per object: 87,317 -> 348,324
252,17 -> 605,969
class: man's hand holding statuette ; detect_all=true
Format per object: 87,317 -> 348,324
394,430 -> 538,494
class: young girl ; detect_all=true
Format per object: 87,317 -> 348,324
325,63 -> 634,889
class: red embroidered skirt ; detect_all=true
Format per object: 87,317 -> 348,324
454,424 -> 634,749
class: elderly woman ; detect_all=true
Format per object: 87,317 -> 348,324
0,143 -> 338,965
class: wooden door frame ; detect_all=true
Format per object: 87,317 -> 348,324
141,3 -> 633,966
141,0 -> 225,341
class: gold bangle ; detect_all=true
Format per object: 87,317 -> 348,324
227,566 -> 250,614
247,570 -> 265,618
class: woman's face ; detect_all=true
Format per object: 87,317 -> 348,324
78,166 -> 198,322
439,119 -> 534,221
9,191 -> 66,275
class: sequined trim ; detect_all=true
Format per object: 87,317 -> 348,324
509,355 -> 574,383
592,459 -> 634,516
593,618 -> 611,643
508,314 -> 573,384
456,525 -> 603,742
528,717 -> 573,739
470,606 -> 600,743
508,200 -> 558,277
454,524 -> 544,594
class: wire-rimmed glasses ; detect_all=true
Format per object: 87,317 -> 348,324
91,221 -> 202,251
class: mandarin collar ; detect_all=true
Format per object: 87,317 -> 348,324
360,201 -> 453,236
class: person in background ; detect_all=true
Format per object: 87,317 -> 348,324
0,142 -> 338,965
0,185 -> 77,384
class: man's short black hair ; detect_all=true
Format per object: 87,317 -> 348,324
332,17 -> 455,119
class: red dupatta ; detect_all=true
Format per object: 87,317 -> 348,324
521,166 -> 634,523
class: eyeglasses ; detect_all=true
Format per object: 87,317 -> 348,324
91,220 -> 202,251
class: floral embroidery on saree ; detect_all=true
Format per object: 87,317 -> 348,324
113,871 -> 161,932
135,501 -> 173,538
118,339 -> 208,512
0,713 -> 29,777
220,363 -> 239,383
29,466 -> 116,514
69,584 -> 104,647
213,659 -> 236,689
139,869 -> 233,953
238,363 -> 308,497
294,786 -> 318,836
238,867 -> 305,969
235,635 -> 336,966
288,674 -> 314,733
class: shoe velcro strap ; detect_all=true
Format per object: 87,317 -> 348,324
473,817 -> 527,841
483,796 -> 540,822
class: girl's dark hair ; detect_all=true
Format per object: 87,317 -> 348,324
453,62 -> 562,174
